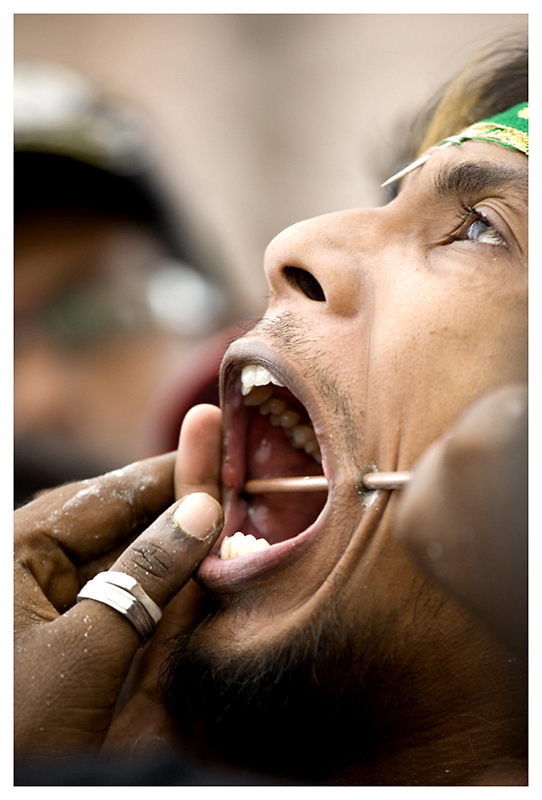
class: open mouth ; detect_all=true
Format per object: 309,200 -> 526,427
197,353 -> 329,587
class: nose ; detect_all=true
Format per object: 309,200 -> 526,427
263,208 -> 379,317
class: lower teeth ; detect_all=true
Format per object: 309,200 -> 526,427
220,531 -> 271,559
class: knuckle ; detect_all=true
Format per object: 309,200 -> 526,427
129,541 -> 173,583
443,427 -> 487,474
397,494 -> 426,540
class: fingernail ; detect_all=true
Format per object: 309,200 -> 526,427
173,492 -> 223,540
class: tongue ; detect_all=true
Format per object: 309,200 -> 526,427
244,410 -> 326,543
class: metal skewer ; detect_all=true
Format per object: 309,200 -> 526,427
243,471 -> 412,495
362,471 -> 413,490
243,476 -> 328,494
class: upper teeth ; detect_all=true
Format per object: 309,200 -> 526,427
241,363 -> 321,463
241,364 -> 284,396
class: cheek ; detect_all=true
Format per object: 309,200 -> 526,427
345,273 -> 527,462
375,273 -> 526,384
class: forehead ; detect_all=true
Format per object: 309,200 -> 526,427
398,140 -> 528,203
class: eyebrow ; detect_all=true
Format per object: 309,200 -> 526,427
433,160 -> 528,203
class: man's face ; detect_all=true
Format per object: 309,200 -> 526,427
166,141 -> 527,780
196,141 -> 527,635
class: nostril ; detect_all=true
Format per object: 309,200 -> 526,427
284,267 -> 326,302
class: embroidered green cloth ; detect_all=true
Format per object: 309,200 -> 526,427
382,102 -> 528,187
441,101 -> 528,155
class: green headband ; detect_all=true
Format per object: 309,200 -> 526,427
440,101 -> 528,155
382,101 -> 528,187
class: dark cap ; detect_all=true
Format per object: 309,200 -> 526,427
14,60 -> 183,259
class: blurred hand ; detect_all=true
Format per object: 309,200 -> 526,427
396,385 -> 527,658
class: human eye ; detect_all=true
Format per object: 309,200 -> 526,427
445,205 -> 506,247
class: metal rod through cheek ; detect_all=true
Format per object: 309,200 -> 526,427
243,476 -> 328,494
243,472 -> 412,495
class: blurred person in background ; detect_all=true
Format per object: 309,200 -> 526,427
14,61 -> 233,507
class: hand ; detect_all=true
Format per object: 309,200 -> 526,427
14,405 -> 224,760
103,403 -> 224,752
396,385 -> 527,658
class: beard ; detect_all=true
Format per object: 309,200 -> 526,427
158,587 -> 425,784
